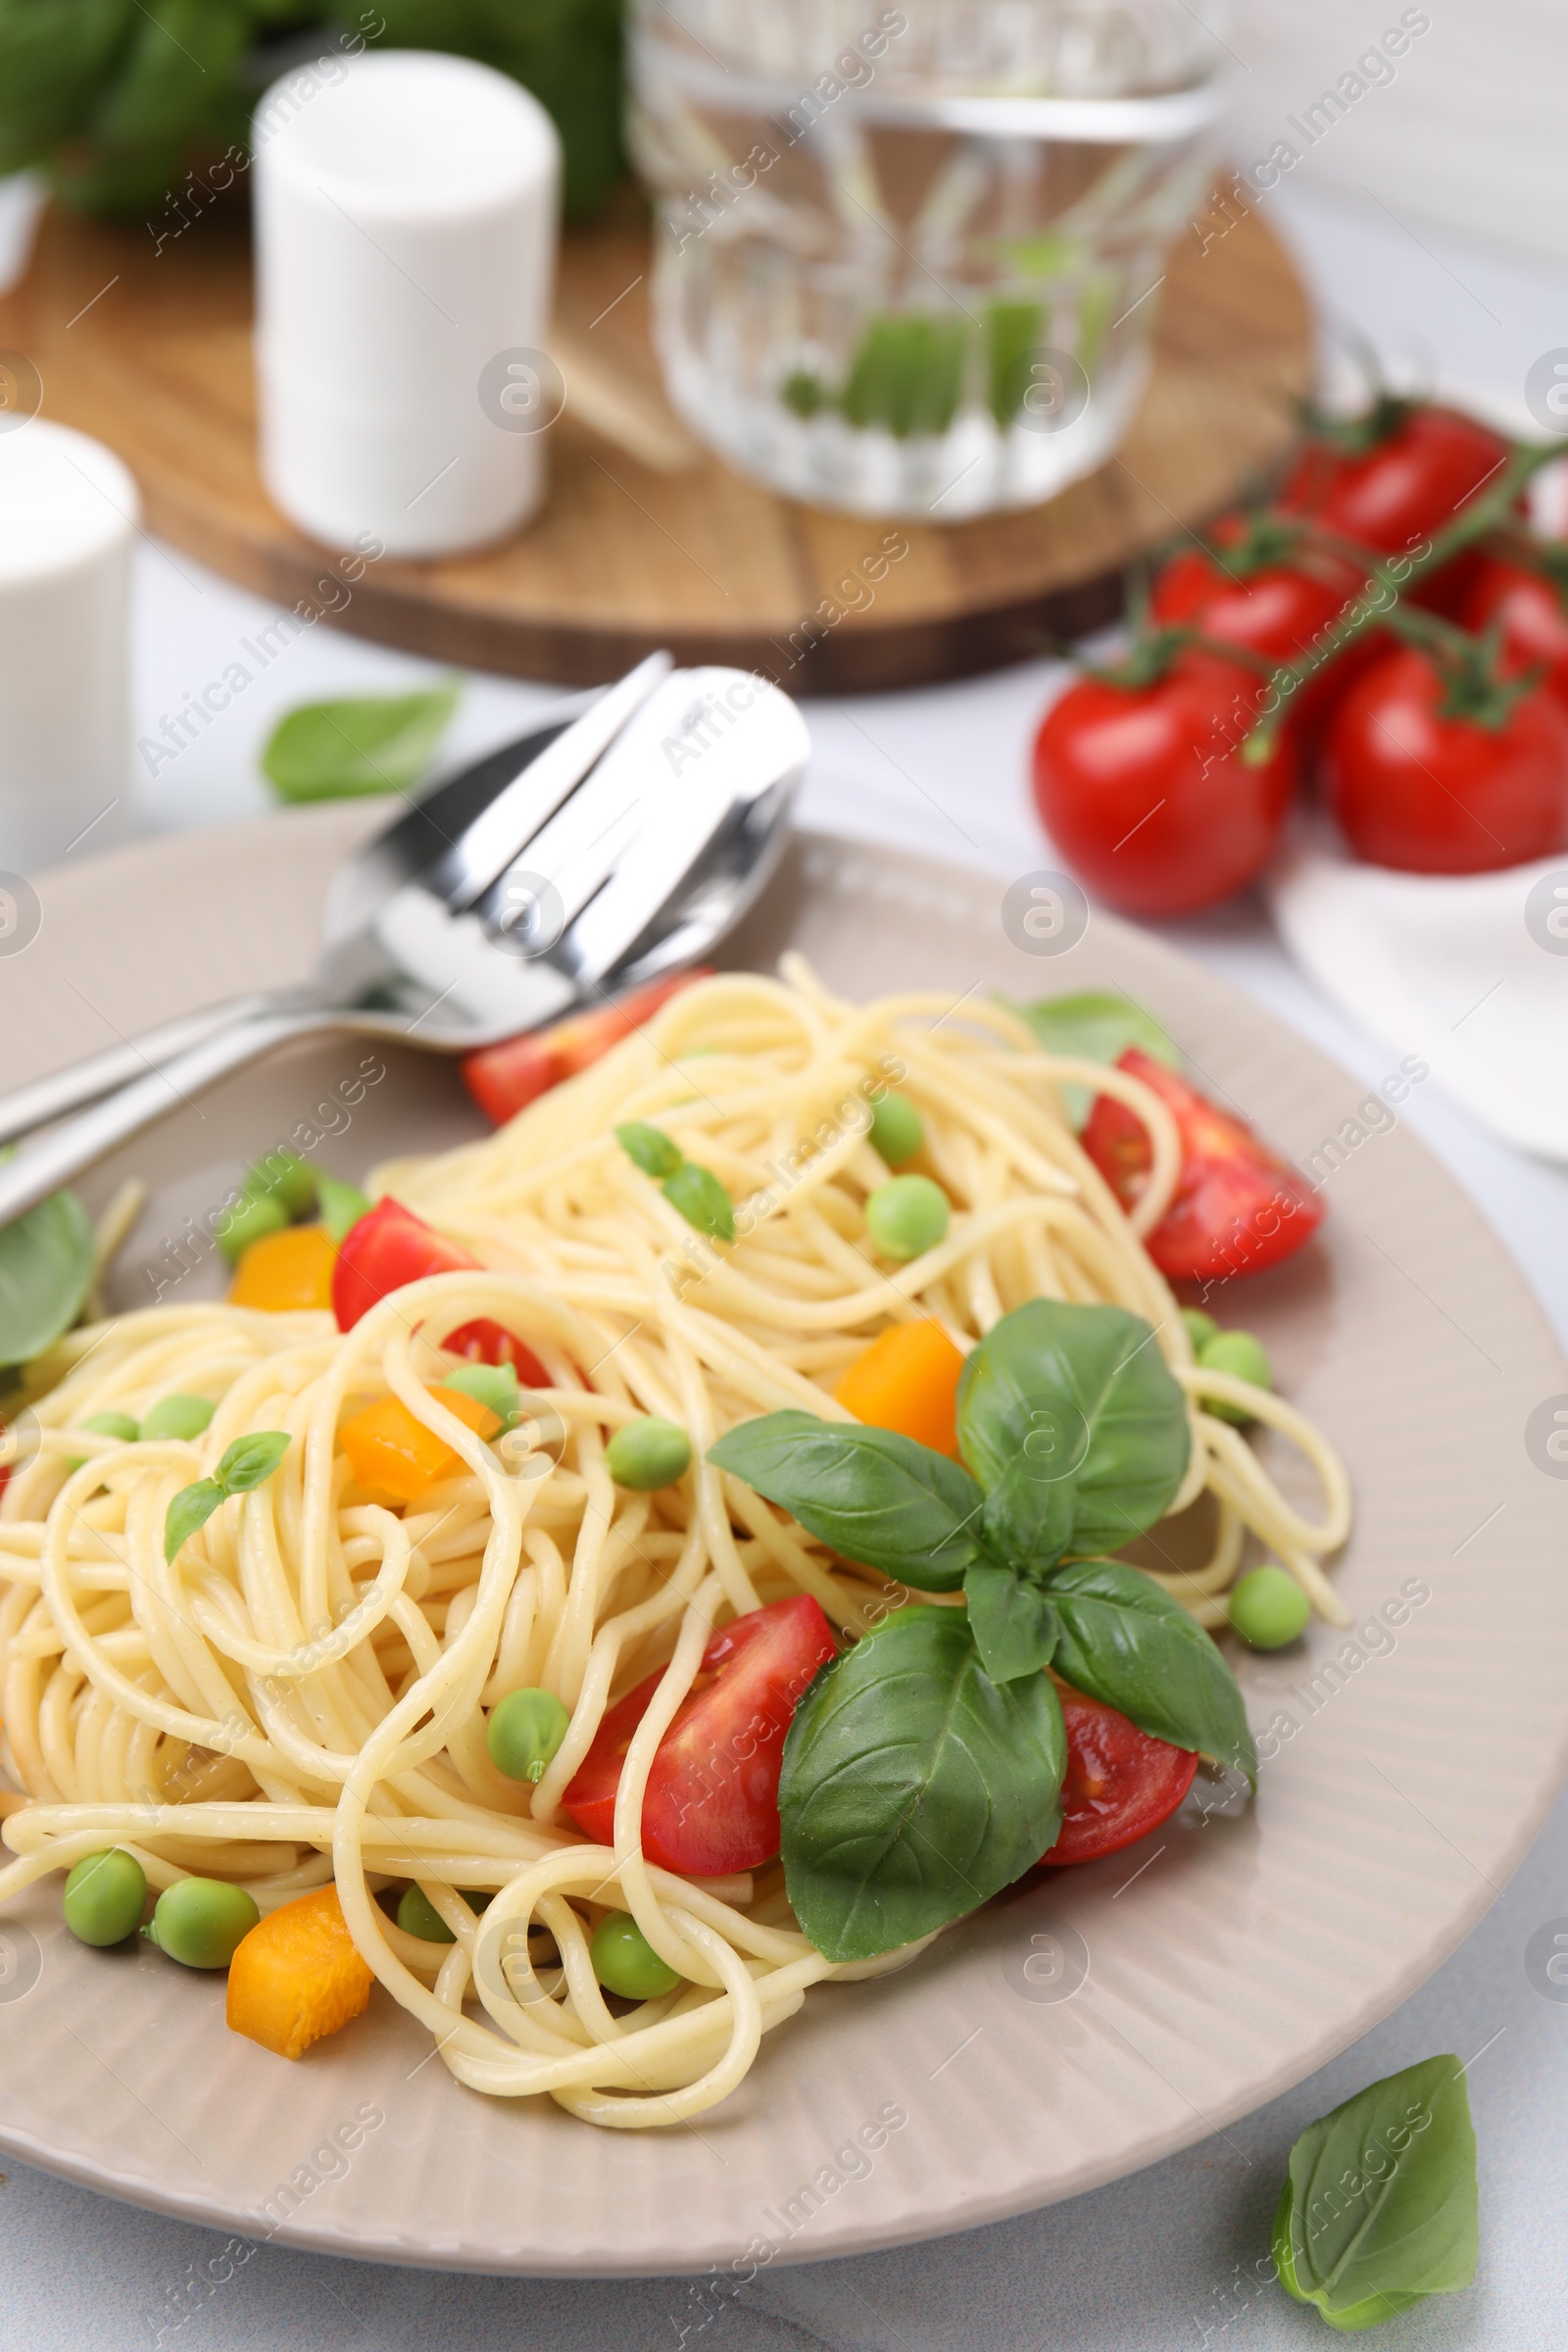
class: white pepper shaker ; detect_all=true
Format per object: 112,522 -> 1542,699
0,418 -> 135,872
253,49 -> 562,559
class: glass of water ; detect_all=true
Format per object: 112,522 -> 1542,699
629,0 -> 1230,518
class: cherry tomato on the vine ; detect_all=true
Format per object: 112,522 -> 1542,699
1326,643 -> 1568,875
1460,555 -> 1568,709
1279,404 -> 1511,560
1031,655 -> 1296,915
1039,1685 -> 1198,1866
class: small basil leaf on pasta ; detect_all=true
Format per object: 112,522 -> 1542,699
709,1413 -> 982,1588
957,1300 -> 1190,1556
962,1560 -> 1059,1685
1047,1556 -> 1257,1785
0,1186 -> 95,1369
164,1479 -> 224,1563
1013,991 -> 1179,1128
980,1452 -> 1076,1575
1274,2055 -> 1477,2328
662,1161 -> 735,1243
615,1122 -> 682,1180
778,1606 -> 1065,1961
216,1433 -> 290,1494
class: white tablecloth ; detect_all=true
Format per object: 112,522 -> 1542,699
6,177 -> 1568,2349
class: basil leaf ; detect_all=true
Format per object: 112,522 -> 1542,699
957,1299 -> 1190,1556
1013,991 -> 1180,1127
317,1174 -> 372,1244
164,1478 -> 223,1564
980,1452 -> 1076,1575
615,1122 -> 682,1180
0,1186 -> 95,1368
1274,2055 -> 1477,2328
779,1606 -> 1065,1961
262,686 -> 460,804
962,1560 -> 1058,1685
709,1413 -> 983,1589
1048,1556 -> 1257,1784
215,1432 -> 290,1494
662,1160 -> 735,1243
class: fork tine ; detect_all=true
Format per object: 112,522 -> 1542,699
434,649 -> 673,912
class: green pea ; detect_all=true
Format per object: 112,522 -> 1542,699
867,1092 -> 924,1168
441,1360 -> 521,1428
1181,1307 -> 1218,1353
605,1416 -> 692,1491
590,1911 -> 681,2001
317,1173 -> 373,1243
1228,1565 -> 1310,1650
395,1885 -> 491,1942
216,1190 -> 289,1265
1198,1329 -> 1272,1424
63,1848 -> 147,1947
864,1174 -> 950,1262
140,1395 -> 216,1443
143,1877 -> 260,1969
244,1151 -> 317,1220
486,1687 -> 571,1783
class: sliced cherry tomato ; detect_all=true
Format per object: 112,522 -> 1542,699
462,970 -> 712,1127
1461,555 -> 1568,708
1031,655 -> 1297,916
1082,1046 -> 1325,1285
1040,1684 -> 1198,1865
1325,643 -> 1568,875
331,1197 -> 550,1386
1279,405 -> 1510,560
563,1593 -> 837,1875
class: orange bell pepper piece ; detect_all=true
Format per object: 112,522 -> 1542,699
834,1318 -> 967,1455
339,1385 -> 502,1505
226,1884 -> 373,2060
229,1225 -> 338,1312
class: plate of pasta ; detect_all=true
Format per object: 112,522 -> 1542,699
0,806 -> 1563,2278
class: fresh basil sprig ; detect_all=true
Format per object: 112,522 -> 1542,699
0,1184 -> 95,1369
710,1297 -> 1247,1963
1274,2055 -> 1478,2330
164,1431 -> 291,1563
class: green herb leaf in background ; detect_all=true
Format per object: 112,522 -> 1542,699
710,1413 -> 984,1590
0,1186 -> 96,1368
956,1299 -> 1190,1557
262,685 -> 459,804
1048,1556 -> 1258,1784
661,1160 -> 735,1243
614,1121 -> 683,1180
1273,2055 -> 1478,2330
1014,991 -> 1181,1128
777,1606 -> 1066,1962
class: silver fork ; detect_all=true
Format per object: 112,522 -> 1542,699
0,657 -> 807,1228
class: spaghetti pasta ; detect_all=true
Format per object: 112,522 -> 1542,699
0,965 -> 1349,2126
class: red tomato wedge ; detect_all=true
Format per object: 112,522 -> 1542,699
462,970 -> 712,1127
331,1197 -> 550,1386
1082,1047 -> 1324,1285
563,1594 -> 837,1875
1040,1685 -> 1198,1865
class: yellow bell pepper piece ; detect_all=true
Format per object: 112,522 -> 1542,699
338,1385 -> 502,1505
228,1224 -> 338,1312
226,1884 -> 373,2061
833,1318 -> 966,1456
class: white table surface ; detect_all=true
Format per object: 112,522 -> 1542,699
6,178 -> 1568,2349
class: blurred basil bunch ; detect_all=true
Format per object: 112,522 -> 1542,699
0,0 -> 624,218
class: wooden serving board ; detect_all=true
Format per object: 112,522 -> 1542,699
2,196 -> 1310,693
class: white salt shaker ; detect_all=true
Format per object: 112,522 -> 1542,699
0,418 -> 135,873
253,49 -> 562,559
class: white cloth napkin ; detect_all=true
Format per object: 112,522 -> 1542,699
1267,831 -> 1568,1162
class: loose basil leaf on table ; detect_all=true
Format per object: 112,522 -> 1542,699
961,1559 -> 1059,1685
709,1414 -> 984,1590
0,1185 -> 95,1368
1273,2054 -> 1478,2330
262,685 -> 460,805
778,1606 -> 1066,1962
957,1299 -> 1190,1557
1012,991 -> 1181,1128
1049,1556 -> 1257,1785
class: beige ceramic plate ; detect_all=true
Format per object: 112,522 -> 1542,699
0,808 -> 1564,2277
